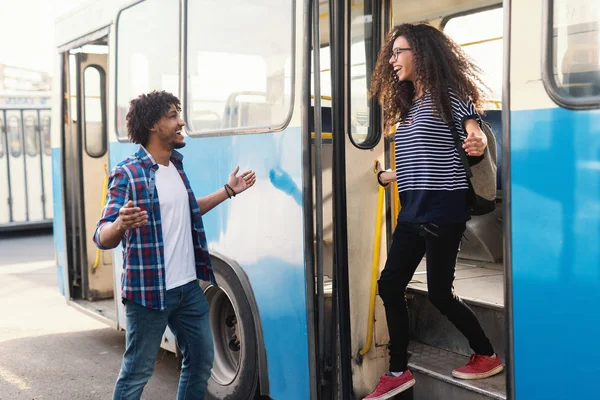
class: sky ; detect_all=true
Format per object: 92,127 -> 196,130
0,0 -> 89,75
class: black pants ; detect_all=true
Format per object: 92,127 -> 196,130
378,222 -> 494,372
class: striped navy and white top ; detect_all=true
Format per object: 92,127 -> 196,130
394,91 -> 479,223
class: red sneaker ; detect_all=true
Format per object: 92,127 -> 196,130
452,354 -> 504,380
363,370 -> 416,400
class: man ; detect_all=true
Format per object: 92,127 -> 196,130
93,90 -> 256,400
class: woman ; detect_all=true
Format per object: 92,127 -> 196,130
363,23 -> 503,400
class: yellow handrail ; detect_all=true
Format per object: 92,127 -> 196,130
92,164 -> 109,271
310,132 -> 333,140
359,182 -> 385,357
310,95 -> 332,101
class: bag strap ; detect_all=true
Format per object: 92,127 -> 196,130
448,119 -> 473,179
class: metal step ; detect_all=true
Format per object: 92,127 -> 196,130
407,341 -> 506,400
406,260 -> 505,360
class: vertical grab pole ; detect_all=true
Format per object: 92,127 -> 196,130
92,164 -> 109,271
358,183 -> 385,360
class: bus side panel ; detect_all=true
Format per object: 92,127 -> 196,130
184,129 -> 309,399
52,146 -> 68,296
108,129 -> 311,398
511,107 -> 600,399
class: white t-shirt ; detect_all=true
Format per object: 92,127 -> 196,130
154,161 -> 197,290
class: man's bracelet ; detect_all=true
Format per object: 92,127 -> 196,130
224,185 -> 232,199
225,183 -> 236,198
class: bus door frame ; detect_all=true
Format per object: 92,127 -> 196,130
59,29 -> 111,303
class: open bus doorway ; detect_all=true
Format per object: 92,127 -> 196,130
331,1 -> 508,398
355,2 -> 507,398
62,39 -> 115,324
401,4 -> 506,363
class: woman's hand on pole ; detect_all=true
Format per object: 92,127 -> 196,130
375,160 -> 394,188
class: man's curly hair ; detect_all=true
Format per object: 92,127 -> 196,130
370,23 -> 488,133
126,90 -> 181,146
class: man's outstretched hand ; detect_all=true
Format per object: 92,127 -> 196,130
117,200 -> 148,231
227,167 -> 256,195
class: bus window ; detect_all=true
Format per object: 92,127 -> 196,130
444,7 -> 504,108
349,0 -> 380,147
548,1 -> 600,103
83,66 -> 107,157
41,115 -> 51,156
186,0 -> 293,134
8,116 -> 21,157
24,116 -> 39,157
116,0 -> 179,140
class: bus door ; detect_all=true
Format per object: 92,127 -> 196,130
313,0 -> 387,397
63,44 -> 115,321
327,1 -> 511,398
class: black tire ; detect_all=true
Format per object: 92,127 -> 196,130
200,261 -> 258,399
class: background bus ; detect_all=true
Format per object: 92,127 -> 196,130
51,0 -> 600,399
0,91 -> 52,232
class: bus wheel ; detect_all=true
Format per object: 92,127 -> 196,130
201,264 -> 258,399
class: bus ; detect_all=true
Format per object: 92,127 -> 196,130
0,91 -> 52,232
51,0 -> 600,399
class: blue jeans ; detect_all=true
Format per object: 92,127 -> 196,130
113,280 -> 214,400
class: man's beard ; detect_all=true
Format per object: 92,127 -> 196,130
173,140 -> 186,149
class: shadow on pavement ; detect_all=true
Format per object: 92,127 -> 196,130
0,328 -> 180,400
0,228 -> 55,266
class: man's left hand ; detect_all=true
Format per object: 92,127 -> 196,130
228,166 -> 256,195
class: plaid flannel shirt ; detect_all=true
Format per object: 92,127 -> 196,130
93,146 -> 216,310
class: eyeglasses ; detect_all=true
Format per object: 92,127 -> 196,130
391,47 -> 412,61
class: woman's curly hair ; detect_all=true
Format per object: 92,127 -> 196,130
370,23 -> 488,133
126,90 -> 181,146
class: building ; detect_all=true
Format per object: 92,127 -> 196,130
0,64 -> 52,93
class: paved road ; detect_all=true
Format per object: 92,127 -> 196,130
0,230 -> 180,400
0,230 -> 55,266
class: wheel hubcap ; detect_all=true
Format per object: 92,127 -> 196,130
204,285 -> 242,385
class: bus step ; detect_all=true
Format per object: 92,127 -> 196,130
406,267 -> 505,360
407,341 -> 506,400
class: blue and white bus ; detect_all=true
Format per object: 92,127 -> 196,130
51,0 -> 600,399
0,91 -> 52,231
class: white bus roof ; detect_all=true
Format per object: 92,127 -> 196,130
54,0 -> 128,50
